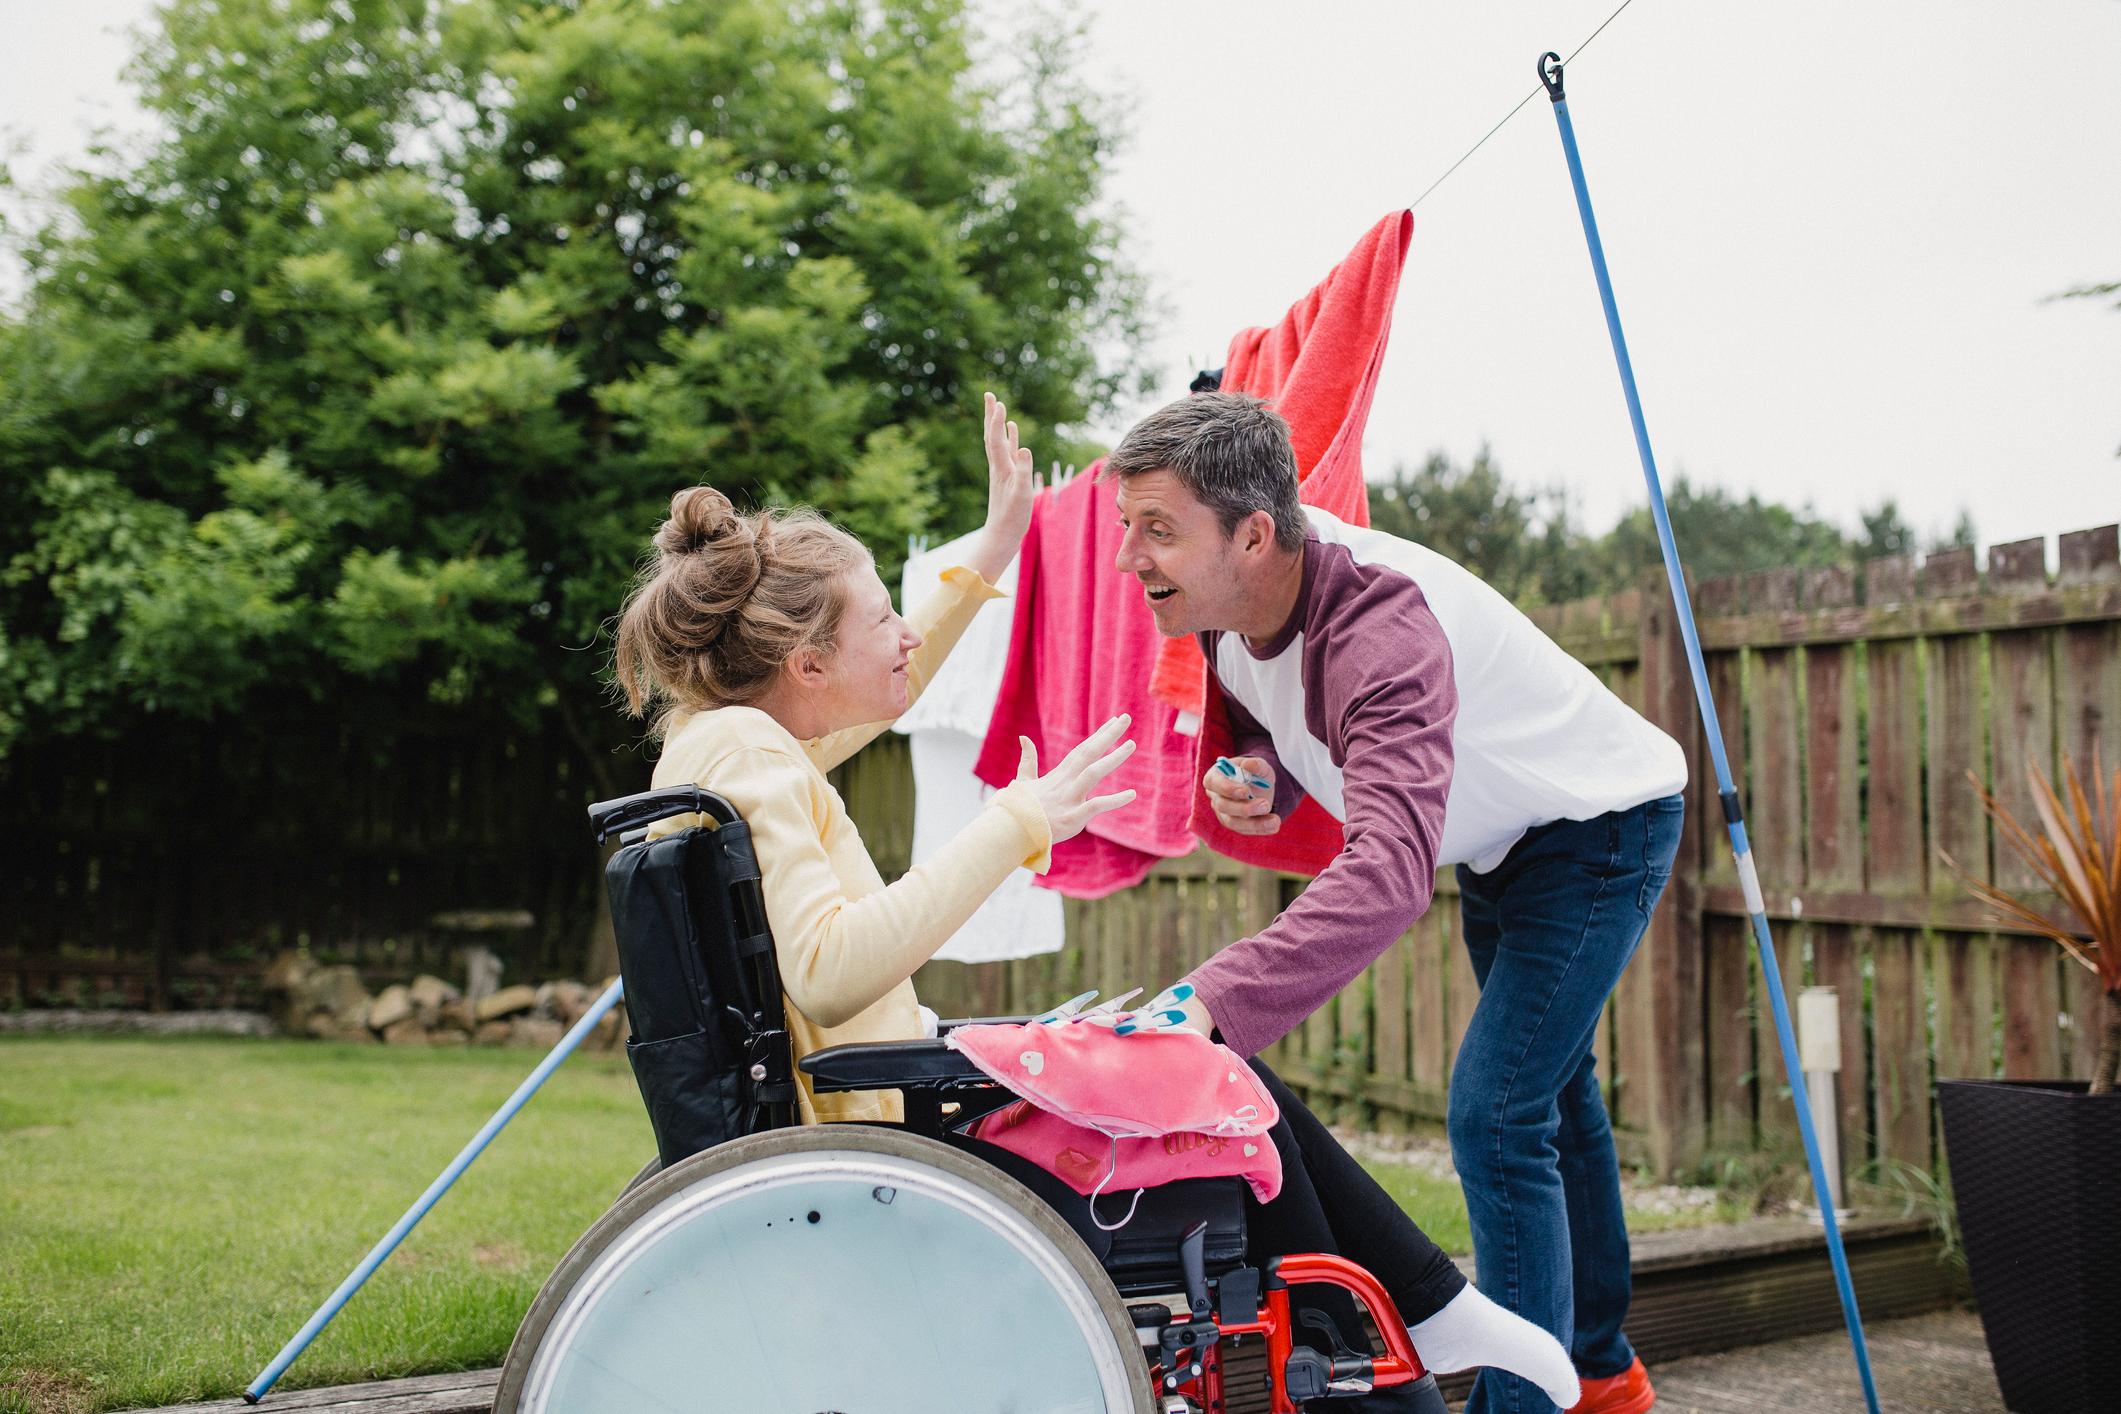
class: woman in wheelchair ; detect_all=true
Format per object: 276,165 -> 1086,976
609,393 -> 1578,1411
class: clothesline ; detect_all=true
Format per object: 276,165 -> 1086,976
907,462 -> 1080,560
1408,0 -> 1636,210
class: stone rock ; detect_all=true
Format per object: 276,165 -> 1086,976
474,984 -> 538,1022
533,981 -> 560,1019
262,950 -> 320,1033
262,949 -> 317,994
381,1017 -> 428,1046
512,1016 -> 565,1049
408,974 -> 459,1013
367,984 -> 413,1032
589,1006 -> 626,1053
461,946 -> 503,1004
305,1009 -> 374,1044
435,999 -> 476,1034
299,964 -> 370,1024
428,1028 -> 469,1047
474,1020 -> 513,1046
549,980 -> 593,1026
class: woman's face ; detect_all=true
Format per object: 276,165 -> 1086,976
812,561 -> 922,729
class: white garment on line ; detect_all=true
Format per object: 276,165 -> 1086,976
896,535 -> 1020,736
894,537 -> 1065,964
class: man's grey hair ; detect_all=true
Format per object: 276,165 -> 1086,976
1103,392 -> 1306,553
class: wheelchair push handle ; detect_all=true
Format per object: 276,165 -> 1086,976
587,785 -> 743,845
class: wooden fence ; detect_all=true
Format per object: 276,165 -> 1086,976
0,724 -> 607,1011
860,523 -> 2121,1181
7,522 -> 2115,1184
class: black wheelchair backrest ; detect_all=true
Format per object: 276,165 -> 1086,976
592,785 -> 799,1166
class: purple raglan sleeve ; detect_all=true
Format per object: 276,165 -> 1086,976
1187,597 -> 1459,1059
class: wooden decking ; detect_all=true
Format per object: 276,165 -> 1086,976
127,1369 -> 497,1413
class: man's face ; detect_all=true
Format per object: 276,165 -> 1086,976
1113,469 -> 1247,638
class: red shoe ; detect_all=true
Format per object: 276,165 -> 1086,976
1566,1356 -> 1655,1414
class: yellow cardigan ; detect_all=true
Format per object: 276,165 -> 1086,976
649,565 -> 1052,1123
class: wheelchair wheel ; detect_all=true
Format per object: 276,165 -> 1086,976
617,1154 -> 660,1200
495,1126 -> 1156,1413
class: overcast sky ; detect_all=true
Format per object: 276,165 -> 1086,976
6,0 -> 2116,552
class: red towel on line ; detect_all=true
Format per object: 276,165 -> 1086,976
1149,209 -> 1411,714
972,473 -> 1199,898
1171,210 -> 1414,878
975,211 -> 1415,887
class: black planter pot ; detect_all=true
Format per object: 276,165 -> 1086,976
1935,1079 -> 2121,1413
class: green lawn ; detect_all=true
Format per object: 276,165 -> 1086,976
1,1037 -> 648,1413
0,1036 -> 1708,1412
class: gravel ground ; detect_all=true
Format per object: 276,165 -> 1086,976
1331,1124 -> 1727,1218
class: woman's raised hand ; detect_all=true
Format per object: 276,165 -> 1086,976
1015,714 -> 1137,845
964,391 -> 1037,584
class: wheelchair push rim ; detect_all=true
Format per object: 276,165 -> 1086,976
495,1125 -> 1156,1413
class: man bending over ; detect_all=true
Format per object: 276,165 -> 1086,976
1112,393 -> 1685,1414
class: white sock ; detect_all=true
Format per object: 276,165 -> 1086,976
1409,1283 -> 1581,1410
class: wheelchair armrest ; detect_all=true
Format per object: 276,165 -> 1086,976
938,1014 -> 1033,1031
800,1038 -> 993,1093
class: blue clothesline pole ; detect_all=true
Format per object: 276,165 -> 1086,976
244,978 -> 627,1403
1534,51 -> 1882,1414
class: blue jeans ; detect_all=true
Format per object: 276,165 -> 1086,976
1449,794 -> 1684,1414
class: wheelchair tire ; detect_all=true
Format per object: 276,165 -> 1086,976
495,1125 -> 1156,1413
617,1153 -> 660,1201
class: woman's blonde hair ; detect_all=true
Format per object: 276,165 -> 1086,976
613,486 -> 869,728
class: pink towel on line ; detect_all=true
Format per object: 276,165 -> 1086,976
972,474 -> 1199,898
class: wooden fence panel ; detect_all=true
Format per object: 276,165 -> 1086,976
2055,526 -> 2121,1080
1409,909 -> 1450,1103
1743,568 -> 1805,1151
1873,928 -> 1933,1172
14,521 -> 2118,1182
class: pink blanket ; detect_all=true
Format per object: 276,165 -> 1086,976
951,1019 -> 1283,1203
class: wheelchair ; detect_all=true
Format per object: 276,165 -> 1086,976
491,785 -> 1446,1413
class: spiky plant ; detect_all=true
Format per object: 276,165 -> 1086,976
1951,753 -> 2121,1094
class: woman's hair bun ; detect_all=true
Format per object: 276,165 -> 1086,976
656,485 -> 750,558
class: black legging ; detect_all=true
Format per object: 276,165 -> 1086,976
1245,1058 -> 1467,1327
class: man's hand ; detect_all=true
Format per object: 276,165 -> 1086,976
1174,990 -> 1216,1038
1114,982 -> 1217,1039
1204,754 -> 1281,835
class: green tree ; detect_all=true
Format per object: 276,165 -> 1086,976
1591,476 -> 1851,589
1857,499 -> 1917,562
0,0 -> 1145,790
1368,449 -> 1586,604
1365,453 -> 1963,603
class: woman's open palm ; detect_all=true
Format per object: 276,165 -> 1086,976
1016,714 -> 1137,844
